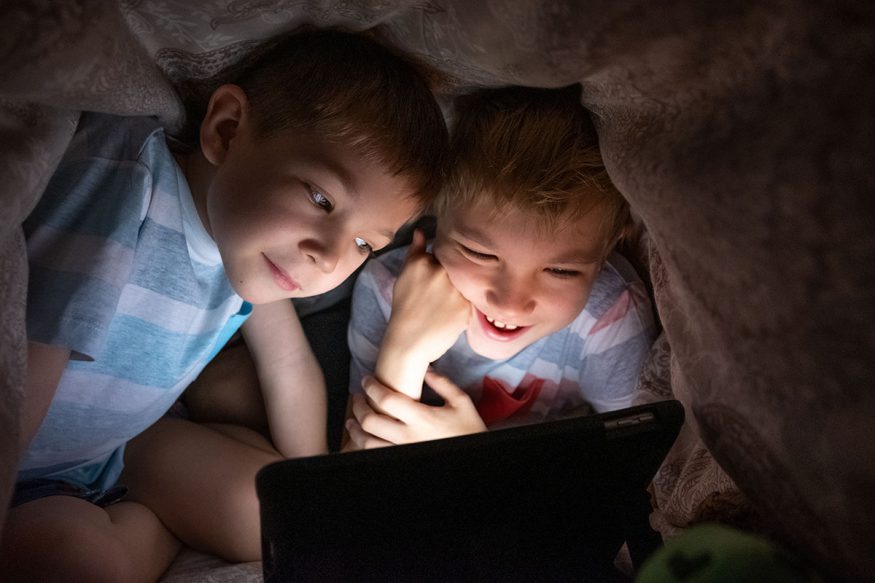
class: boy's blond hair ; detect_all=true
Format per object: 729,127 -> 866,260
434,85 -> 629,258
233,28 -> 449,208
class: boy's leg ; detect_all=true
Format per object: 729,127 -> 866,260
0,495 -> 180,583
183,340 -> 269,434
184,295 -> 354,452
123,417 -> 283,562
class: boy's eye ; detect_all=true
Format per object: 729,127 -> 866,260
308,186 -> 333,212
546,267 -> 581,279
459,243 -> 495,261
354,237 -> 373,255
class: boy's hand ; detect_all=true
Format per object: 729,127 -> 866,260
346,372 -> 486,449
383,229 -> 470,367
373,230 -> 471,400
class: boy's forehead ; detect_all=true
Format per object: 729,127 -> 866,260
285,135 -> 418,201
442,200 -> 608,261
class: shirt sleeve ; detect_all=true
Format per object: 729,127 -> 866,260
24,127 -> 153,360
577,280 -> 657,412
346,248 -> 404,394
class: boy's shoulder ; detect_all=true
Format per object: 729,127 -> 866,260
27,112 -> 189,261
71,112 -> 166,164
602,251 -> 645,286
353,244 -> 409,304
584,251 -> 647,317
361,244 -> 409,279
563,251 -> 655,342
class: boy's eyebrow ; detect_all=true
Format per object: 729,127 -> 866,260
453,226 -> 495,249
305,156 -> 359,201
455,226 -> 601,264
307,157 -> 400,243
548,252 -> 602,265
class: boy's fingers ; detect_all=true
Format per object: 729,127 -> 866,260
351,392 -> 386,428
352,389 -> 408,442
423,370 -> 467,405
345,418 -> 392,450
405,229 -> 427,261
361,376 -> 418,419
412,228 -> 426,249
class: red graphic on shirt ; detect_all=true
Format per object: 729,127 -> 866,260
476,375 -> 545,426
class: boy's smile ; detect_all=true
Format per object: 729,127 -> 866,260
263,253 -> 301,292
433,200 -> 608,360
476,309 -> 530,341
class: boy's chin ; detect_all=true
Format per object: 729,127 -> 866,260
467,335 -> 530,361
233,284 -> 297,305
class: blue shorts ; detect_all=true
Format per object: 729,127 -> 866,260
10,478 -> 128,509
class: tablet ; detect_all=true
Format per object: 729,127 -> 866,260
257,399 -> 684,582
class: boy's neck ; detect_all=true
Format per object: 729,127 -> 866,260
173,149 -> 214,238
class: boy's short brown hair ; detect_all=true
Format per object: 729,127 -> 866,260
434,85 -> 629,259
234,28 -> 449,208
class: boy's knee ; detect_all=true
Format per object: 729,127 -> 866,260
211,479 -> 264,562
1,513 -> 139,583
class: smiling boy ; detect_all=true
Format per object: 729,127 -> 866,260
346,85 -> 655,448
3,29 -> 448,582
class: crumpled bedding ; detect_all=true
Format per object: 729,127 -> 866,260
159,548 -> 261,583
2,2 -> 873,582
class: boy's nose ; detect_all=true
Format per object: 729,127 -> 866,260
485,281 -> 536,318
309,250 -> 339,273
302,240 -> 340,274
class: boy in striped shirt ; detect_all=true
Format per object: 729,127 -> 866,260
346,86 -> 655,448
4,29 -> 448,581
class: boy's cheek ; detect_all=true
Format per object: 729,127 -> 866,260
430,238 -> 451,264
439,259 -> 480,304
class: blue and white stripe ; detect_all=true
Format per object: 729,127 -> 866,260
20,113 -> 245,489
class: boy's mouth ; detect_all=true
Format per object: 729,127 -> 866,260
476,309 -> 530,342
263,253 -> 300,292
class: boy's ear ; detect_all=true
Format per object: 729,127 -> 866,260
199,84 -> 250,166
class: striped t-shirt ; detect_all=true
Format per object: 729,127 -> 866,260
348,245 -> 656,427
21,113 -> 248,489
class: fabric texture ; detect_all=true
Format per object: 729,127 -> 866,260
20,113 -> 245,490
1,2 -> 873,581
348,245 -> 656,425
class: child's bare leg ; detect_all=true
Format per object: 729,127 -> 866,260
0,495 -> 180,583
123,417 -> 282,562
183,341 -> 269,434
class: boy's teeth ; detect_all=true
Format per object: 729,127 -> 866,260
485,315 -> 519,330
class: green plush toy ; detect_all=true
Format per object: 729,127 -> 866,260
635,523 -> 823,583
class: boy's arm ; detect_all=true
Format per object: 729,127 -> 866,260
241,300 -> 327,458
344,231 -> 487,449
372,230 -> 469,400
21,342 -> 70,452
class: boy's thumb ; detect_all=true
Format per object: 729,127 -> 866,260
405,229 -> 426,259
